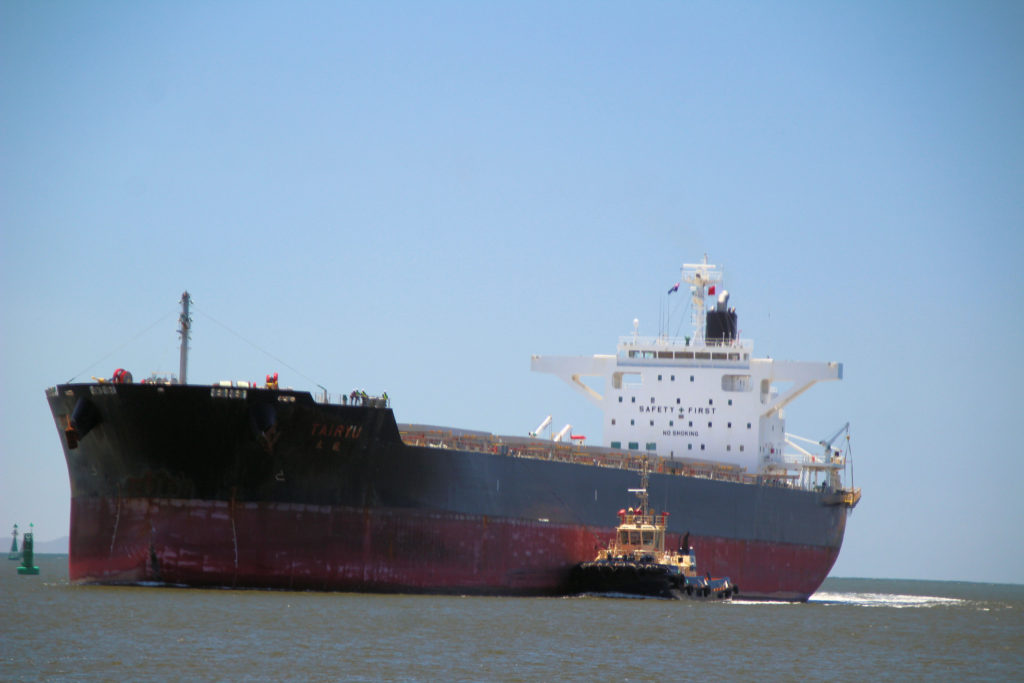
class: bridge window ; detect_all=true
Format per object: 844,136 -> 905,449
722,375 -> 752,392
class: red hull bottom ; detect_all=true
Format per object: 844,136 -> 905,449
69,498 -> 838,601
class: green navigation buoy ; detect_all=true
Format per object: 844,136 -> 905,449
8,523 -> 19,560
17,523 -> 39,575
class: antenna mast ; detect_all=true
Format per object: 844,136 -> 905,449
178,291 -> 192,385
681,254 -> 723,345
628,458 -> 651,515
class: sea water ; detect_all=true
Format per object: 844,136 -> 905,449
1,555 -> 1021,681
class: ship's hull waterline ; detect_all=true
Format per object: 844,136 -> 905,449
49,383 -> 848,601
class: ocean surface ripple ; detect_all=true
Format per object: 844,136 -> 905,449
1,557 -> 1021,682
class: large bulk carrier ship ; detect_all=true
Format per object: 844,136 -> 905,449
46,257 -> 859,601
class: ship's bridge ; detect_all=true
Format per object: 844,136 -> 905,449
532,335 -> 841,476
531,255 -> 847,488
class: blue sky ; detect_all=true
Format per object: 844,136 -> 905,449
2,1 -> 1022,584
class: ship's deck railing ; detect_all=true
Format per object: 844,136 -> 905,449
620,512 -> 666,527
397,425 -> 831,490
315,391 -> 389,408
617,336 -> 752,363
618,335 -> 753,350
398,424 -> 753,485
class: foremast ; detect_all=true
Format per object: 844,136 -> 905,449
178,291 -> 191,385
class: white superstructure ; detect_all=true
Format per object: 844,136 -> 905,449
531,256 -> 845,485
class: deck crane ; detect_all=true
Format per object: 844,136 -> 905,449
819,422 -> 850,458
819,422 -> 850,489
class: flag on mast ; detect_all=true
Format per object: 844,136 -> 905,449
667,282 -> 680,295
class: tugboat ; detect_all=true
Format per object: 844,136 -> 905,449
570,463 -> 737,600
